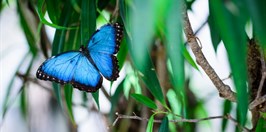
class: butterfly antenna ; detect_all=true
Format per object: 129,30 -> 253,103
110,0 -> 120,22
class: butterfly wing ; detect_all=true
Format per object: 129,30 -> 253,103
36,51 -> 102,92
87,23 -> 123,81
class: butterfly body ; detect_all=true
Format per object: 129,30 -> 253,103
36,23 -> 123,92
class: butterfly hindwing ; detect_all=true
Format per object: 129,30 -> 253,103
87,23 -> 123,81
71,54 -> 102,92
36,51 -> 102,92
89,52 -> 119,80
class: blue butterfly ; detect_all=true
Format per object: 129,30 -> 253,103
36,23 -> 123,92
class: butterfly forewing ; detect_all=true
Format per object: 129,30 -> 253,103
37,52 -> 102,92
87,23 -> 123,81
37,52 -> 81,82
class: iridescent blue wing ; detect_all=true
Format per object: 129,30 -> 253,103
87,23 -> 123,80
36,51 -> 103,92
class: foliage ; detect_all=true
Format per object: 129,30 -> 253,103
1,0 -> 266,131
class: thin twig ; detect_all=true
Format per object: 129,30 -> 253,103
182,8 -> 236,102
222,73 -> 232,81
249,49 -> 266,110
255,73 -> 265,99
194,18 -> 208,35
110,0 -> 120,21
16,72 -> 53,94
112,112 -> 250,132
101,86 -> 111,102
256,49 -> 266,99
249,94 -> 266,110
226,114 -> 250,132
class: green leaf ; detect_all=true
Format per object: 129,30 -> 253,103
164,0 -> 186,114
159,116 -> 169,132
255,118 -> 266,132
186,0 -> 196,10
182,44 -> 199,70
92,91 -> 100,109
208,15 -> 221,52
127,0 -> 166,106
221,100 -> 232,132
17,0 -> 38,56
209,0 -> 248,125
20,87 -> 27,118
146,114 -> 155,132
64,85 -> 75,124
1,1 -> 5,12
117,38 -> 128,70
123,64 -> 142,99
17,55 -> 36,119
131,94 -> 157,109
51,3 -> 73,55
46,0 -> 63,24
110,79 -> 125,121
52,83 -> 62,107
166,89 -> 181,115
65,26 -> 81,50
119,0 -> 128,26
70,0 -> 81,13
82,92 -> 88,106
2,53 -> 29,118
81,0 -> 96,45
37,0 -> 75,29
244,0 -> 266,50
50,1 -> 74,108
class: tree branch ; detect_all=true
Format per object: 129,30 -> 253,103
256,49 -> 266,99
182,10 -> 236,102
249,94 -> 266,110
16,72 -> 53,94
112,112 -> 250,132
249,48 -> 266,110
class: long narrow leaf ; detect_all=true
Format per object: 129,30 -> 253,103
81,0 -> 96,45
92,91 -> 99,109
244,0 -> 266,50
37,0 -> 75,29
208,15 -> 221,52
221,100 -> 232,131
51,1 -> 74,109
159,116 -> 169,132
2,52 -> 29,118
255,118 -> 266,132
20,87 -> 27,117
131,94 -> 157,109
64,85 -> 75,124
110,79 -> 125,121
19,54 -> 36,117
209,0 -> 248,125
127,0 -> 166,106
182,44 -> 199,71
146,114 -> 155,132
17,0 -> 38,56
46,0 -> 62,24
164,0 -> 186,115
117,38 -> 128,70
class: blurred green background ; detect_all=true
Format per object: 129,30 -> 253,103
1,0 -> 266,131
